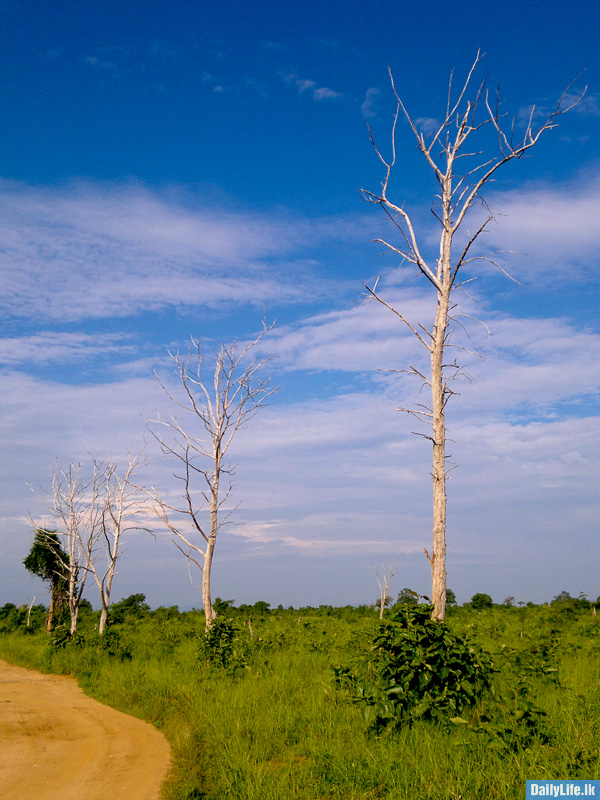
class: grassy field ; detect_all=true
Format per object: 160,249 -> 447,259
1,599 -> 599,799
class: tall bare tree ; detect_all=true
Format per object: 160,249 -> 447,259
149,327 -> 275,626
362,52 -> 583,621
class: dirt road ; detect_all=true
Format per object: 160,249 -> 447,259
0,659 -> 171,800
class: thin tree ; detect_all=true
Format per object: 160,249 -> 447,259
362,52 -> 583,621
49,461 -> 103,635
149,327 -> 275,626
90,450 -> 149,635
373,564 -> 397,619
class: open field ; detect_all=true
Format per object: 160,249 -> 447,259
1,600 -> 599,799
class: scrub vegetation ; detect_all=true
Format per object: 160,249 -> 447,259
2,593 -> 600,799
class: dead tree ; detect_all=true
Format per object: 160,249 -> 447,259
49,461 -> 103,635
32,454 -> 146,636
90,450 -> 149,635
149,327 -> 275,626
362,52 -> 583,622
373,564 -> 397,619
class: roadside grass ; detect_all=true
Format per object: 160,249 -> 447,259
1,604 -> 599,799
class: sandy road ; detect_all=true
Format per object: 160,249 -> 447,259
0,659 -> 171,800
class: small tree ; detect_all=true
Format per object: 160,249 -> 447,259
470,592 -> 493,611
149,327 -> 275,626
48,461 -> 103,636
363,52 -> 583,621
89,450 -> 149,635
373,564 -> 397,619
23,529 -> 68,632
395,587 -> 419,607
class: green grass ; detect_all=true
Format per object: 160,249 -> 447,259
1,603 -> 599,799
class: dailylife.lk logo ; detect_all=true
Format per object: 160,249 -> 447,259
527,782 -> 599,798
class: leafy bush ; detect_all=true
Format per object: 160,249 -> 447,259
336,604 -> 493,731
198,617 -> 248,673
456,678 -> 551,750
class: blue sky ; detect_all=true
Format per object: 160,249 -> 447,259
1,0 -> 599,609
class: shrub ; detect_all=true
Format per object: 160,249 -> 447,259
336,604 -> 493,731
198,617 -> 248,673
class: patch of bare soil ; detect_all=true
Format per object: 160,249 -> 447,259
0,659 -> 171,800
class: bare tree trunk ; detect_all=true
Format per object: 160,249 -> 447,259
45,592 -> 55,632
430,296 -> 449,621
26,596 -> 36,628
202,537 -> 217,625
99,601 -> 108,636
200,449 -> 220,625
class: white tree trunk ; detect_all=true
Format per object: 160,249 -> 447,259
430,294 -> 449,621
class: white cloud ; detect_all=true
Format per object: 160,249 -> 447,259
414,117 -> 440,136
279,72 -> 342,101
483,174 -> 600,277
0,180 -> 373,322
565,92 -> 600,117
0,331 -> 135,365
313,87 -> 342,100
361,87 -> 380,120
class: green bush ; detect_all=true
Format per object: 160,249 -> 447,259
198,617 -> 249,673
337,604 -> 493,731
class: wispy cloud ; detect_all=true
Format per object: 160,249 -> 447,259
563,92 -> 600,117
481,171 -> 600,281
0,332 -> 136,365
0,180 -> 373,322
279,72 -> 342,101
361,87 -> 380,119
414,117 -> 440,136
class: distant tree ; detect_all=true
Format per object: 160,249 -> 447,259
362,52 -> 583,621
503,596 -> 515,607
470,593 -> 493,611
446,588 -> 457,607
551,591 -> 589,611
373,565 -> 397,619
23,529 -> 68,632
395,587 -> 419,607
148,327 -> 275,627
213,597 -> 236,615
552,591 -> 573,604
109,593 -> 150,623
